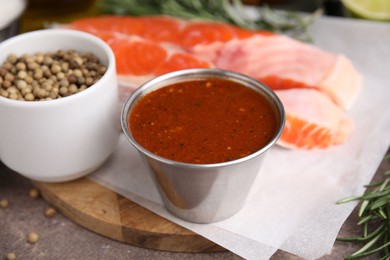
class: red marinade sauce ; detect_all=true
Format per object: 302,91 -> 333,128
129,78 -> 278,164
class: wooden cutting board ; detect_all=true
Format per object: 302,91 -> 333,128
33,178 -> 225,253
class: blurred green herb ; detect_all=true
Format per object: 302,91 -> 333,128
99,0 -> 322,42
337,153 -> 390,260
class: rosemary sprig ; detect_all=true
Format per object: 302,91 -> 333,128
99,0 -> 321,42
337,153 -> 390,259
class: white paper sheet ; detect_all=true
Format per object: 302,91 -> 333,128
90,16 -> 390,260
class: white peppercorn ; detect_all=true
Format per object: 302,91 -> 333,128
9,93 -> 18,100
43,56 -> 53,65
25,76 -> 33,84
59,79 -> 69,88
49,91 -> 58,99
17,70 -> 27,79
16,80 -> 27,90
0,50 -> 106,101
67,74 -> 77,84
35,54 -> 44,64
4,73 -> 14,81
7,87 -> 18,94
79,84 -> 87,91
6,252 -> 16,260
31,81 -> 39,88
21,87 -> 32,95
61,62 -> 69,72
74,56 -> 83,66
7,53 -> 17,64
68,84 -> 78,94
56,72 -> 65,80
37,89 -> 47,98
15,62 -> 26,71
25,93 -> 34,101
2,62 -> 12,71
98,66 -> 107,75
59,86 -> 68,96
85,77 -> 94,86
81,68 -> 89,77
77,76 -> 85,85
74,69 -> 83,77
40,64 -> 49,71
0,89 -> 9,98
45,207 -> 56,218
0,199 -> 9,208
51,64 -> 62,74
27,62 -> 39,70
33,69 -> 43,80
27,232 -> 39,244
2,80 -> 11,88
23,54 -> 33,64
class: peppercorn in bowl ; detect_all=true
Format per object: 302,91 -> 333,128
0,29 -> 120,182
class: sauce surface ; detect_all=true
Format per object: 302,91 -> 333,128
129,78 -> 278,164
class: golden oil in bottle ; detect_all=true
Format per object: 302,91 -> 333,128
21,0 -> 99,32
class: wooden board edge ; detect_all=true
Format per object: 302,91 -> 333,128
33,179 -> 226,253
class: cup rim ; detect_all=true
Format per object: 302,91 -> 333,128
0,29 -> 116,107
121,68 -> 285,169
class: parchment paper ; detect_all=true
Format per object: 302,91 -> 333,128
90,16 -> 390,260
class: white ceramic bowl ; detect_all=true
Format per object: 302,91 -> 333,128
0,29 -> 120,182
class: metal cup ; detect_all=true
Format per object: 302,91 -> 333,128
121,69 -> 285,223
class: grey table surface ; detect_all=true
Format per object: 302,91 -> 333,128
1,147 -> 388,260
1,1 -> 388,259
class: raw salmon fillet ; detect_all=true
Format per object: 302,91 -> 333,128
275,89 -> 354,149
67,15 -> 362,149
191,35 -> 362,109
69,15 -> 266,47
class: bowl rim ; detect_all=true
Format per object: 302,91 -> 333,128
121,68 -> 286,169
0,29 -> 116,107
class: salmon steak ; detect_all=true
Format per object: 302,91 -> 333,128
67,15 -> 362,149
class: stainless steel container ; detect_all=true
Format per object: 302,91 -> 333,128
121,69 -> 285,223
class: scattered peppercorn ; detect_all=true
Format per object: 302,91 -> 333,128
0,50 -> 106,101
29,188 -> 40,199
27,232 -> 39,244
0,199 -> 9,208
44,207 -> 56,218
6,252 -> 16,260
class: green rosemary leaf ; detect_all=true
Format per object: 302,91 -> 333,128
379,178 -> 390,191
363,221 -> 368,237
336,225 -> 385,242
380,253 -> 390,260
370,196 -> 390,210
337,196 -> 362,204
365,180 -> 386,188
358,199 -> 370,217
100,0 -> 161,15
357,214 -> 374,225
337,153 -> 390,259
378,208 -> 387,219
345,230 -> 385,259
99,0 -> 319,42
363,189 -> 390,200
346,239 -> 390,259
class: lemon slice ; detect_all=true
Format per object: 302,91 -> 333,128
341,0 -> 390,21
